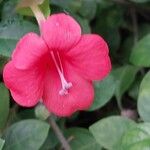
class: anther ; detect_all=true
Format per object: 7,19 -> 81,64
64,82 -> 72,89
59,89 -> 68,96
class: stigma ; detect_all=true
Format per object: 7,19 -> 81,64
51,51 -> 72,96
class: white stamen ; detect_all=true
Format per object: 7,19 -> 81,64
57,51 -> 64,74
51,51 -> 72,96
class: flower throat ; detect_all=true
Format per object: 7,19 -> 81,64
51,51 -> 72,96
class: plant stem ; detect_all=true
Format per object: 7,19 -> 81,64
117,98 -> 123,112
30,4 -> 46,27
48,116 -> 71,150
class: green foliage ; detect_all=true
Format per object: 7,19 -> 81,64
0,83 -> 9,129
2,119 -> 50,150
0,18 -> 38,57
78,0 -> 97,20
65,128 -> 101,150
0,0 -> 150,149
138,71 -> 150,122
130,34 -> 150,67
0,139 -> 5,150
120,123 -> 150,149
129,0 -> 150,2
39,129 -> 59,150
112,65 -> 139,101
89,116 -> 136,150
90,74 -> 116,111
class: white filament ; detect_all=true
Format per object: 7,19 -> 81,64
50,51 -> 72,96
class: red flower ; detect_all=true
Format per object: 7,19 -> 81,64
3,13 -> 111,117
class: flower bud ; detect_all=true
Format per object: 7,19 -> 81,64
35,103 -> 50,120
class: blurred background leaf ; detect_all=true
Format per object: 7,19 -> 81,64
0,18 -> 38,57
0,83 -> 9,130
2,119 -> 50,150
0,139 -> 5,150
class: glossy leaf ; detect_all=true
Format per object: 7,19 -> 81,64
112,65 -> 139,101
0,83 -> 9,129
121,123 -> 150,150
89,116 -> 136,150
40,129 -> 58,150
65,128 -> 102,150
138,71 -> 150,122
130,34 -> 150,67
89,74 -> 116,111
2,119 -> 50,150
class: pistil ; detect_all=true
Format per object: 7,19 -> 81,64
50,51 -> 72,96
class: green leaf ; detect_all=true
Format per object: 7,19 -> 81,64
93,6 -> 123,52
139,24 -> 150,38
130,34 -> 150,67
0,139 -> 5,150
0,83 -> 9,129
1,0 -> 18,20
112,65 -> 139,101
121,36 -> 134,63
74,15 -> 91,33
2,119 -> 50,150
129,0 -> 150,3
89,116 -> 136,150
79,0 -> 97,20
0,19 -> 38,57
89,74 -> 116,111
17,0 -> 50,17
128,78 -> 141,100
18,109 -> 35,119
121,123 -> 150,150
0,56 -> 8,70
51,0 -> 81,13
0,39 -> 17,57
0,19 -> 38,40
138,71 -> 150,122
40,129 -> 59,150
65,128 -> 102,150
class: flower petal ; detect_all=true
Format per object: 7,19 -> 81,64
67,34 -> 111,81
43,60 -> 94,117
3,61 -> 45,107
41,13 -> 81,52
12,33 -> 48,70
